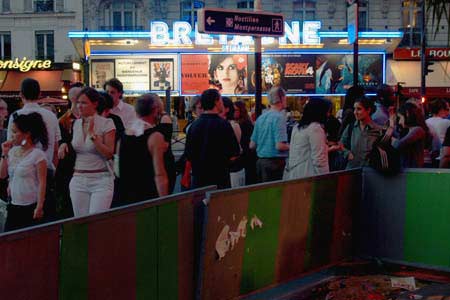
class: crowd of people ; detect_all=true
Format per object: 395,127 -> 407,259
1,77 -> 450,232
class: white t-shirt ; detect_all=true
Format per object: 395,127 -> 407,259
72,114 -> 115,171
8,147 -> 47,206
7,103 -> 62,170
426,117 -> 450,151
110,100 -> 136,129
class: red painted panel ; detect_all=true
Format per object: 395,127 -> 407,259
329,174 -> 359,262
88,213 -> 137,300
0,226 -> 60,300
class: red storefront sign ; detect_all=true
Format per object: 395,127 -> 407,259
399,87 -> 450,98
393,48 -> 450,61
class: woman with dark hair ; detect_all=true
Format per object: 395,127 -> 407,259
391,102 -> 428,168
97,91 -> 125,146
209,54 -> 247,95
283,98 -> 330,179
220,97 -> 243,187
60,87 -> 116,216
0,113 -> 48,231
338,85 -> 365,138
234,100 -> 256,184
340,97 -> 383,169
118,93 -> 168,203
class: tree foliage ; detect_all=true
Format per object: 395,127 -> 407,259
426,0 -> 450,42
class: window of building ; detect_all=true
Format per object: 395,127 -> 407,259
293,0 -> 316,23
103,1 -> 139,31
402,0 -> 422,29
34,0 -> 54,12
358,0 -> 369,31
237,1 -> 254,9
400,0 -> 422,47
2,0 -> 10,12
35,31 -> 54,60
0,32 -> 11,60
180,1 -> 204,25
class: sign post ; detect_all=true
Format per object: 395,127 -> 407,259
347,0 -> 359,88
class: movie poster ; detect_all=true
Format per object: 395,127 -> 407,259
357,54 -> 383,93
115,59 -> 150,91
150,59 -> 174,91
91,60 -> 114,89
315,54 -> 383,94
262,54 -> 315,93
181,54 -> 254,95
180,54 -> 210,95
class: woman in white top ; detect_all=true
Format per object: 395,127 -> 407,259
283,99 -> 330,180
0,113 -> 48,231
59,87 -> 115,216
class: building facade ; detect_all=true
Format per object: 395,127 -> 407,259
81,0 -> 448,47
0,0 -> 83,63
76,0 -> 450,99
0,0 -> 83,102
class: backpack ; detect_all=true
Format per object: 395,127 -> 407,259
368,135 -> 401,175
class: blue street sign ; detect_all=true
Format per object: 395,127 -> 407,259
347,3 -> 358,44
198,8 -> 284,37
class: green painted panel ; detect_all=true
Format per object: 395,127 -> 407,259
240,187 -> 282,294
158,201 -> 179,300
404,172 -> 450,268
59,222 -> 88,300
136,207 -> 158,300
305,177 -> 338,269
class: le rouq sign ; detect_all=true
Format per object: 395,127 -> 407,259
394,48 -> 450,60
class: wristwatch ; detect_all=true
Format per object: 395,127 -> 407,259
90,134 -> 98,141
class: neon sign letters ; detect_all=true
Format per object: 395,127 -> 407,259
0,57 -> 52,72
150,21 -> 321,46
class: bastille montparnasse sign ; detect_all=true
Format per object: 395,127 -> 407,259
198,8 -> 284,37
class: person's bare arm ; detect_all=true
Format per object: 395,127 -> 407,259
148,132 -> 169,196
34,160 -> 47,220
439,146 -> 450,168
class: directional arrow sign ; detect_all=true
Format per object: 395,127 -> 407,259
198,8 -> 284,37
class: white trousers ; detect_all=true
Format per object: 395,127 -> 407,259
69,173 -> 114,217
230,169 -> 245,188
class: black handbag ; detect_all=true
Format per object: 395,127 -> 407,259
368,137 -> 401,175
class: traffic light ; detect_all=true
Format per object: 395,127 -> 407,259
425,59 -> 434,76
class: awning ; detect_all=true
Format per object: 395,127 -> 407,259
0,70 -> 64,92
386,60 -> 450,97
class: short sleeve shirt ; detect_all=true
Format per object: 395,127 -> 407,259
110,100 -> 137,129
8,147 -> 47,205
72,114 -> 115,170
250,110 -> 288,158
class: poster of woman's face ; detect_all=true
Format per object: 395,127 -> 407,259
208,54 -> 248,95
150,59 -> 174,91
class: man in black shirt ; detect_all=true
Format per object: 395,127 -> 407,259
185,89 -> 240,189
439,126 -> 450,168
